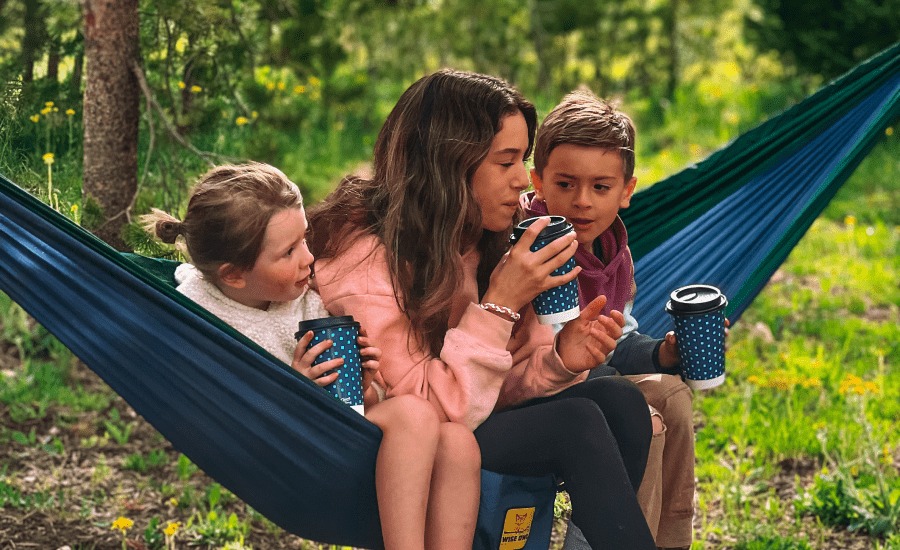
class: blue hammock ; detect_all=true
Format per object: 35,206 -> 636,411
1,41 -> 899,548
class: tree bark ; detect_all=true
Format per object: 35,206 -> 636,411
22,0 -> 43,84
82,0 -> 139,251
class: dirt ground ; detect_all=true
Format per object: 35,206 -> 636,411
0,355 -> 882,550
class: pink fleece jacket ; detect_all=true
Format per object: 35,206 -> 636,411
311,234 -> 588,430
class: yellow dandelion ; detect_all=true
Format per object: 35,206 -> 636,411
177,81 -> 186,89
164,521 -> 181,536
30,114 -> 40,122
66,108 -> 75,116
169,497 -> 179,507
883,445 -> 893,465
45,101 -> 54,107
864,381 -> 879,394
277,81 -> 286,90
844,215 -> 857,226
112,516 -> 134,531
251,111 -> 259,119
191,85 -> 202,93
70,204 -> 78,214
41,106 -> 52,115
308,76 -> 321,87
747,375 -> 761,385
53,106 -> 58,112
235,116 -> 249,126
266,81 -> 275,90
850,465 -> 858,477
43,153 -> 54,165
294,85 -> 305,94
887,127 -> 894,136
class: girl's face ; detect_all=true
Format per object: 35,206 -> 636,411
471,110 -> 531,232
223,206 -> 315,310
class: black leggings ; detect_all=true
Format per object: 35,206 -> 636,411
474,376 -> 656,550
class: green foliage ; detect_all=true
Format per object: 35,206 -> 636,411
746,0 -> 900,82
734,534 -> 813,550
177,453 -> 199,481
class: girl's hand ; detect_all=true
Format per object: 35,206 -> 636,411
357,327 -> 382,392
482,217 -> 581,313
291,331 -> 341,387
556,295 -> 625,373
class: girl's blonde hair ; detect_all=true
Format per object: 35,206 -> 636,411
309,69 -> 537,356
144,162 -> 303,282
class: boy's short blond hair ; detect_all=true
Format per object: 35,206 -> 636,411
533,89 -> 636,181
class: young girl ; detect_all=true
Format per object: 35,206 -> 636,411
144,162 -> 480,550
309,70 -> 657,550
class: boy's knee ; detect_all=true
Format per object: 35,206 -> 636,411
662,386 -> 694,430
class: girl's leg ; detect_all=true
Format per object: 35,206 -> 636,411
474,395 -> 655,550
366,395 -> 441,550
425,422 -> 481,550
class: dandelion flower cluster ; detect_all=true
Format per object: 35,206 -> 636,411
112,516 -> 134,531
747,370 -> 821,390
844,215 -> 857,226
191,85 -> 202,93
235,116 -> 249,126
66,108 -> 75,116
30,114 -> 40,122
838,373 -> 879,396
164,521 -> 181,536
43,153 -> 54,165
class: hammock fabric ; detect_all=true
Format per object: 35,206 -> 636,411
2,40 -> 900,548
625,42 -> 900,337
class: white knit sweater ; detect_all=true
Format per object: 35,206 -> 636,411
175,263 -> 329,365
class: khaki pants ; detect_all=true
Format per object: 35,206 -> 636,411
627,373 -> 695,549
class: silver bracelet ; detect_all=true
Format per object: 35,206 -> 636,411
478,302 -> 521,322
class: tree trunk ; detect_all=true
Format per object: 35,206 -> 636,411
82,0 -> 139,251
22,0 -> 43,84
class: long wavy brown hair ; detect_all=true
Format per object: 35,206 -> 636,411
308,69 -> 537,356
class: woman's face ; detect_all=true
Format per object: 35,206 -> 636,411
471,110 -> 531,232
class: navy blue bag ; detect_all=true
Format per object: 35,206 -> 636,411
473,471 -> 557,550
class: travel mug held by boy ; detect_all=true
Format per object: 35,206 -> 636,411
665,284 -> 728,390
510,216 -> 580,325
295,316 -> 365,414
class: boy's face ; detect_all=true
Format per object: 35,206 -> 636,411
532,144 -> 637,247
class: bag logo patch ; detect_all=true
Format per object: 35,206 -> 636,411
499,507 -> 535,550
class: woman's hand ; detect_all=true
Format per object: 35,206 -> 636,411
357,327 -> 382,392
481,217 -> 581,313
556,295 -> 626,373
291,331 -> 341,387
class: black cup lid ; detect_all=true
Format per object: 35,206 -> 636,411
665,284 -> 727,315
296,315 -> 359,336
510,215 -> 573,244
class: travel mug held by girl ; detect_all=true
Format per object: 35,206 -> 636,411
510,216 -> 581,325
295,316 -> 365,414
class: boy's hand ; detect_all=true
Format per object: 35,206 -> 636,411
482,217 -> 581,314
556,295 -> 625,373
291,331 -> 341,387
357,327 -> 382,392
660,318 -> 730,369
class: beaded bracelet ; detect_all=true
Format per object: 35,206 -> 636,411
478,302 -> 521,322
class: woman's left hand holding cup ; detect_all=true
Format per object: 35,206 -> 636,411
556,295 -> 625,373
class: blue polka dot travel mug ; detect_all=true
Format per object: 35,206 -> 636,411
665,284 -> 728,390
295,316 -> 364,414
510,216 -> 580,325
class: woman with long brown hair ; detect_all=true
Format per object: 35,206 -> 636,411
309,69 -> 656,550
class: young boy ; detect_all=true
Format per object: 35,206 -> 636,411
520,90 -> 695,550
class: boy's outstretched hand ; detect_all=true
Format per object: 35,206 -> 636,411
556,295 -> 626,373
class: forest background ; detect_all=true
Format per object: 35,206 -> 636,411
1,0 -> 899,549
